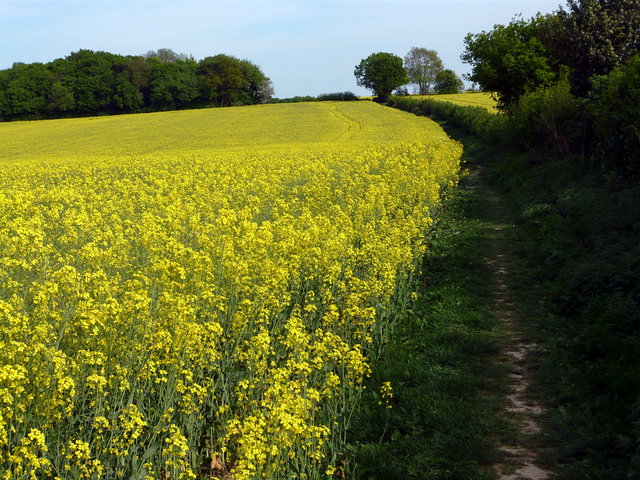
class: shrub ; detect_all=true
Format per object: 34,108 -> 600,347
589,54 -> 640,174
316,91 -> 359,101
267,96 -> 317,104
388,96 -> 506,143
509,78 -> 584,155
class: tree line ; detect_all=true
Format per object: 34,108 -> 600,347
0,48 -> 273,121
354,48 -> 464,102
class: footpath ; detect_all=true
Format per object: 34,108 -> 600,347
466,164 -> 551,480
349,138 -> 553,479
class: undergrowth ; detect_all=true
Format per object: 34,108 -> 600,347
485,150 -> 640,480
390,98 -> 640,480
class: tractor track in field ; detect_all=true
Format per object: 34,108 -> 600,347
324,103 -> 363,141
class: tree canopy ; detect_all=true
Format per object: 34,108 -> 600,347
0,49 -> 273,121
553,0 -> 640,96
144,48 -> 192,63
462,15 -> 559,111
403,47 -> 443,94
434,69 -> 464,94
354,52 -> 408,102
462,2 -> 640,110
199,55 -> 246,107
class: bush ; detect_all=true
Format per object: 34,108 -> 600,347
509,78 -> 584,155
268,92 -> 360,104
390,82 -> 586,157
317,91 -> 359,101
388,96 -> 506,143
267,96 -> 317,104
589,54 -> 640,174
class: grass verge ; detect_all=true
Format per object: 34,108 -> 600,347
447,124 -> 640,479
346,166 -> 508,479
393,92 -> 640,478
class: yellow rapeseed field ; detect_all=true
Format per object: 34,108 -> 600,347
413,92 -> 498,112
0,102 -> 461,479
0,101 -> 450,161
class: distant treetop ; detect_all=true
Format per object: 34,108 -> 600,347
404,47 -> 443,95
143,48 -> 192,63
354,52 -> 408,102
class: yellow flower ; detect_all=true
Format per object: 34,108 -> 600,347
0,100 -> 460,479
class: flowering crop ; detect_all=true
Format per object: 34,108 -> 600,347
0,102 -> 461,479
412,92 -> 498,112
0,101 -> 450,162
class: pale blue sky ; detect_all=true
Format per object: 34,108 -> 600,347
0,0 -> 564,97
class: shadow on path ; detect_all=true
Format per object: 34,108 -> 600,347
464,163 -> 551,480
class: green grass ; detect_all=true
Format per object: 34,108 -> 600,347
451,128 -> 640,480
346,170 -> 509,479
484,151 -> 640,480
384,98 -> 640,479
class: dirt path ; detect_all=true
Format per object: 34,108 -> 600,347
466,165 -> 551,480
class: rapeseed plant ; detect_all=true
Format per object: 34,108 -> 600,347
0,102 -> 461,479
413,92 -> 498,112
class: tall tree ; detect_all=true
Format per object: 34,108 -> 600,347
144,48 -> 191,63
198,55 -> 246,107
238,59 -> 273,104
148,58 -> 199,109
552,0 -> 640,96
62,50 -> 119,113
48,81 -> 75,112
5,62 -> 51,116
434,69 -> 464,94
0,49 -> 273,120
124,57 -> 151,92
0,71 -> 9,118
403,47 -> 443,94
354,52 -> 408,102
462,15 -> 558,111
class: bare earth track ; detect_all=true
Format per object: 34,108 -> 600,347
466,165 -> 552,480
